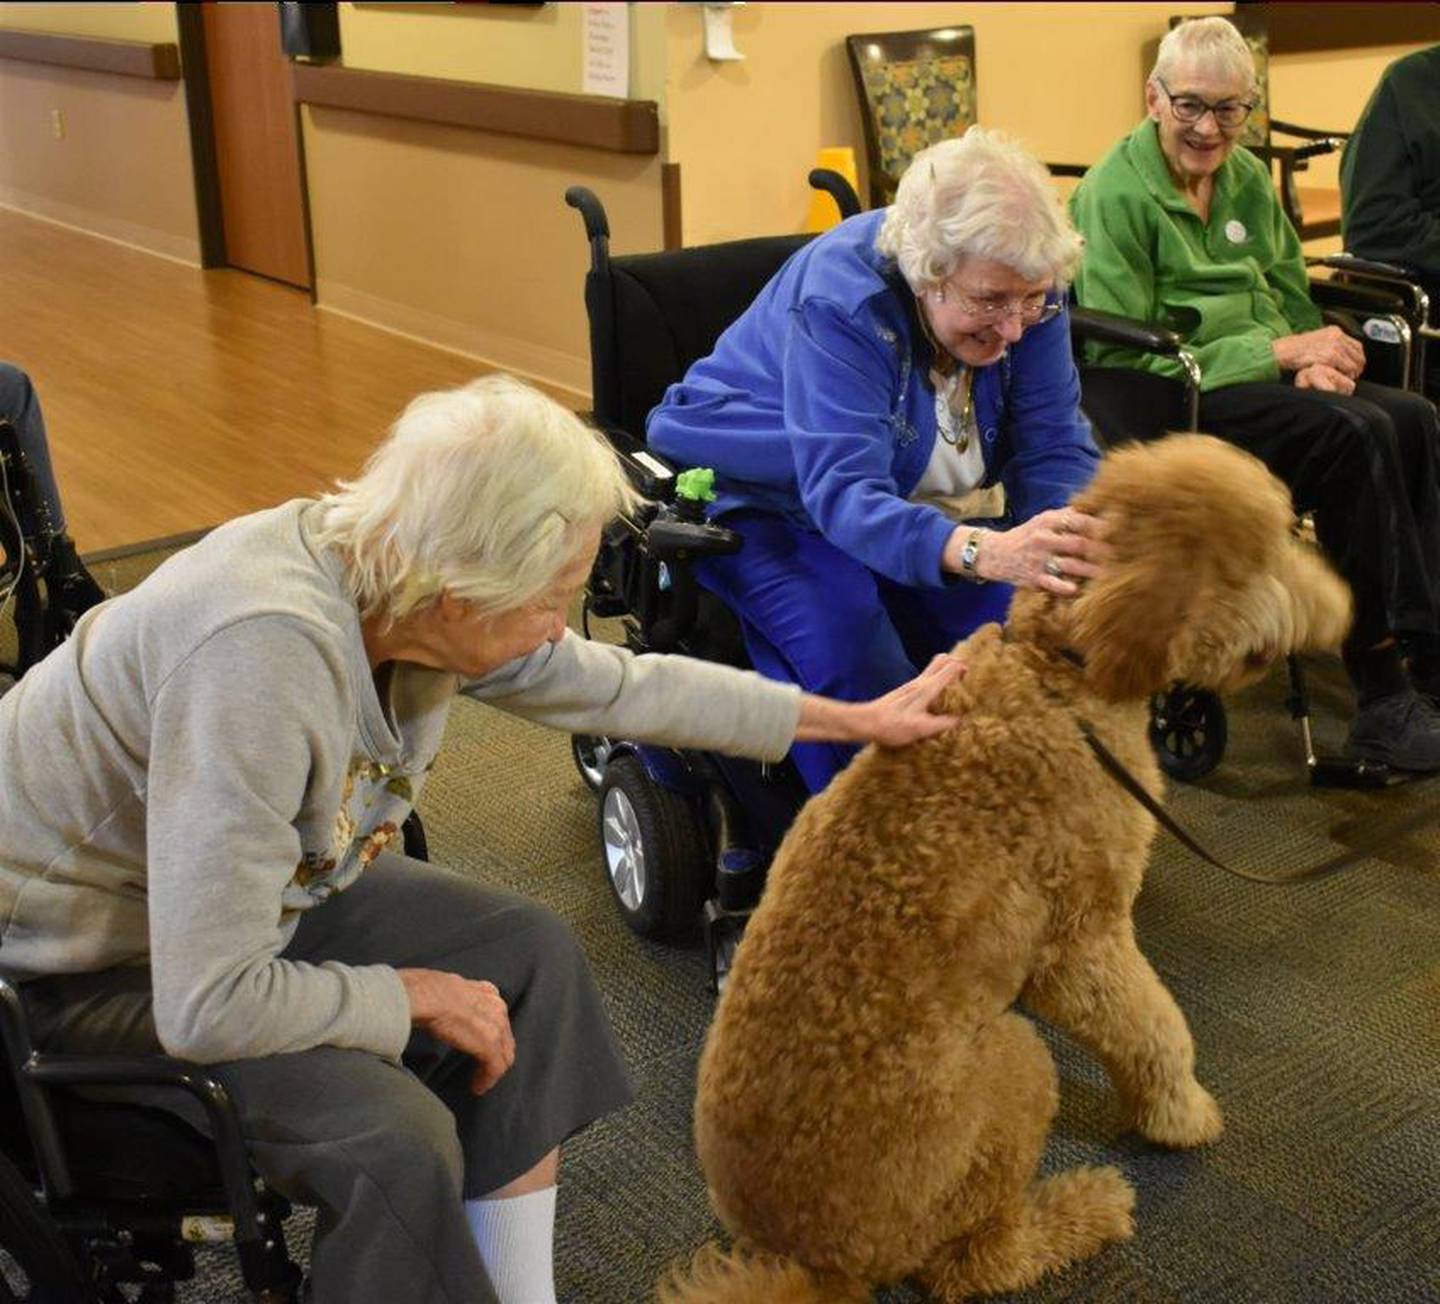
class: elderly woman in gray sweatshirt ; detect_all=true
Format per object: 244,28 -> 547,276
0,374 -> 961,1304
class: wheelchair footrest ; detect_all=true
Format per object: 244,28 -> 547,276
703,899 -> 752,995
1308,755 -> 1405,788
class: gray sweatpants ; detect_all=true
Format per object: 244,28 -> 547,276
21,853 -> 635,1304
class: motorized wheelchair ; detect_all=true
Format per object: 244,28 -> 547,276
563,175 -> 1207,986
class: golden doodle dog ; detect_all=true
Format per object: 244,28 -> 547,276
662,434 -> 1352,1303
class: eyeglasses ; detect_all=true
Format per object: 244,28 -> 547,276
928,282 -> 1063,327
1156,78 -> 1255,130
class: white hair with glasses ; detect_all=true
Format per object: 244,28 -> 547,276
1151,16 -> 1257,95
312,373 -> 639,624
875,127 -> 1084,292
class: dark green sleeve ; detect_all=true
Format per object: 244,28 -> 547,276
1341,76 -> 1440,278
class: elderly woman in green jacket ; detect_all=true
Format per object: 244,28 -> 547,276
1070,15 -> 1440,773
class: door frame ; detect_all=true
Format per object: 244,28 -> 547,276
175,2 -> 318,297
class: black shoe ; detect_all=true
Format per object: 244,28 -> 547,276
1345,689 -> 1440,771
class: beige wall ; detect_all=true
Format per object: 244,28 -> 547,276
338,1 -> 669,102
0,3 -> 197,262
1269,42 -> 1434,192
664,1 -> 1233,246
303,107 -> 664,405
299,4 -> 673,404
0,2 -> 175,42
1,3 -> 1430,401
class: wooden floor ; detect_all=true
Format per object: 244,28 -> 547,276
0,208 -> 505,552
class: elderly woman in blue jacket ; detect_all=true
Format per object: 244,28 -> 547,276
648,128 -> 1108,792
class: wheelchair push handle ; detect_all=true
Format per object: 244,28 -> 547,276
564,186 -> 610,242
807,168 -> 862,220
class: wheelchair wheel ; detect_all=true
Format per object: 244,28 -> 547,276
0,1150 -> 94,1303
596,755 -> 709,939
1149,683 -> 1227,781
570,734 -> 613,792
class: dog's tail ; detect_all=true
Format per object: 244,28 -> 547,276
657,1241 -> 870,1304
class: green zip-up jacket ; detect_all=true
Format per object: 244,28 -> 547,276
1069,119 -> 1322,392
1340,45 -> 1440,280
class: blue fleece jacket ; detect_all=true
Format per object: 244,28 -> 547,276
646,210 -> 1100,590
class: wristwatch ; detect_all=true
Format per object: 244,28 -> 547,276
959,527 -> 988,583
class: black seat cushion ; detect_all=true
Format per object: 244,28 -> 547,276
2,1093 -> 225,1204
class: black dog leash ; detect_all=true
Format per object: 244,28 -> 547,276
1077,717 -> 1440,884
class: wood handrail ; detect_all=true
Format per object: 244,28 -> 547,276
291,62 -> 658,156
0,27 -> 180,80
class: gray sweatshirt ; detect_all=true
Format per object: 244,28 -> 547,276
0,501 -> 801,1064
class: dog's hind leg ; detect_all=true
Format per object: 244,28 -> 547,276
1023,922 -> 1223,1149
916,1014 -> 1135,1302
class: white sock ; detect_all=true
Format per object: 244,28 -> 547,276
464,1186 -> 558,1304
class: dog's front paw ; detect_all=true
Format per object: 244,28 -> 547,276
1132,1081 -> 1224,1149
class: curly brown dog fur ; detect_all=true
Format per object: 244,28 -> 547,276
660,435 -> 1353,1303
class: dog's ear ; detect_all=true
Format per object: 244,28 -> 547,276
1069,553 -> 1189,701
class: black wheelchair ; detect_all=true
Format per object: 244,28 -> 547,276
563,177 -> 1209,985
0,816 -> 427,1302
1075,249 -> 1440,790
0,419 -> 99,682
0,973 -> 303,1303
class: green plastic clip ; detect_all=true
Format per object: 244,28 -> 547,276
675,467 -> 717,503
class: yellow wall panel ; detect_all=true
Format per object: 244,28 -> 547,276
0,2 -> 176,43
302,106 -> 664,402
338,1 -> 669,102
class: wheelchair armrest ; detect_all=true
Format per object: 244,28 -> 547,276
1308,253 -> 1418,282
1248,139 -> 1341,173
1308,277 -> 1409,317
20,1051 -> 267,1239
1269,118 -> 1349,145
646,517 -> 741,559
1070,305 -> 1183,355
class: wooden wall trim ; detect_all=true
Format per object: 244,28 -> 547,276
291,62 -> 659,155
1241,2 -> 1440,53
661,162 -> 682,251
0,27 -> 181,80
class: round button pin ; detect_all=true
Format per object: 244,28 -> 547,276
1224,219 -> 1247,243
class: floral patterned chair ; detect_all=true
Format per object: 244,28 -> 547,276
845,26 -> 976,209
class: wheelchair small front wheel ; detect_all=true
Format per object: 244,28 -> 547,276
596,755 -> 709,939
1149,683 -> 1227,781
571,734 -> 613,792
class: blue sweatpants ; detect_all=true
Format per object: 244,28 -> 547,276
698,510 -> 1012,792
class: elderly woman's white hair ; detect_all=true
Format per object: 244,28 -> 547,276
876,127 -> 1083,292
1151,16 -> 1257,95
313,373 -> 639,623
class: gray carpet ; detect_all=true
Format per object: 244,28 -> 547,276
7,542 -> 1440,1303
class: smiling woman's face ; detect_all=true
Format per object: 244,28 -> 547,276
1145,62 -> 1252,188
